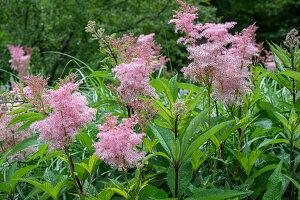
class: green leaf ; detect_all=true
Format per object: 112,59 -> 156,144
269,42 -> 291,67
152,98 -> 172,118
160,80 -> 174,105
6,106 -> 32,115
178,83 -> 201,93
19,179 -> 70,199
0,183 -> 11,195
280,70 -> 300,82
283,175 -> 300,192
88,155 -> 100,174
257,138 -> 288,149
7,113 -> 45,127
0,135 -> 38,166
262,160 -> 283,200
107,187 -> 128,199
169,74 -> 178,102
184,120 -> 233,161
191,150 -> 207,171
11,165 -> 39,191
20,179 -> 55,198
181,107 -> 213,154
247,164 -> 278,183
15,119 -> 40,134
76,132 -> 93,153
139,185 -> 168,199
96,190 -> 115,200
273,112 -> 290,131
149,123 -> 174,158
187,188 -> 252,200
167,160 -> 193,198
229,149 -> 263,176
89,71 -> 113,80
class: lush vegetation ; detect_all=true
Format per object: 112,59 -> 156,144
0,1 -> 299,200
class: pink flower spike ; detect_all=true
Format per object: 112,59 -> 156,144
7,44 -> 32,79
30,73 -> 97,151
93,114 -> 146,171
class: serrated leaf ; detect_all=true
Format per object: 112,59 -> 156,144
149,123 -> 174,158
7,113 -> 45,127
6,107 -> 31,115
262,160 -> 283,200
0,183 -> 11,195
181,107 -> 213,154
11,165 -> 38,191
184,120 -> 233,160
0,135 -> 38,166
107,187 -> 128,199
169,74 -> 178,102
187,188 -> 252,200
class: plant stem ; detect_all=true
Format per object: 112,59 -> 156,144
290,134 -> 295,199
214,101 -> 219,117
122,169 -> 131,197
174,161 -> 179,198
127,105 -> 131,118
134,169 -> 143,200
194,170 -> 202,185
64,145 -> 84,198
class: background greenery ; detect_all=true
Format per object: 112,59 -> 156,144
0,0 -> 299,82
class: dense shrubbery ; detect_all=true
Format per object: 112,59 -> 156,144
0,1 -> 299,200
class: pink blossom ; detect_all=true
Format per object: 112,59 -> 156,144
170,1 -> 260,105
7,45 -> 32,79
31,73 -> 97,150
168,0 -> 201,44
111,33 -> 168,104
264,50 -> 278,71
112,58 -> 158,104
93,113 -> 145,171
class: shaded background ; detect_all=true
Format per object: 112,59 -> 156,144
0,0 -> 299,84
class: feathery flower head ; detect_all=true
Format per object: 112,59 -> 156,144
112,58 -> 158,104
31,73 -> 97,150
168,0 -> 200,44
171,2 -> 259,105
93,113 -> 146,171
93,114 -> 145,171
263,50 -> 278,71
7,45 -> 32,79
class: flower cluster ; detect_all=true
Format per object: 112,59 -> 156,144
31,73 -> 97,150
11,75 -> 50,113
111,33 -> 168,104
263,50 -> 277,71
169,0 -> 260,105
93,113 -> 145,171
7,45 -> 33,79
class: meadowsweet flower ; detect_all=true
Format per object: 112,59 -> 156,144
31,73 -> 97,150
110,33 -> 168,104
93,113 -> 146,171
112,59 -> 158,104
170,1 -> 260,105
7,45 -> 33,79
168,0 -> 201,44
263,50 -> 277,71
